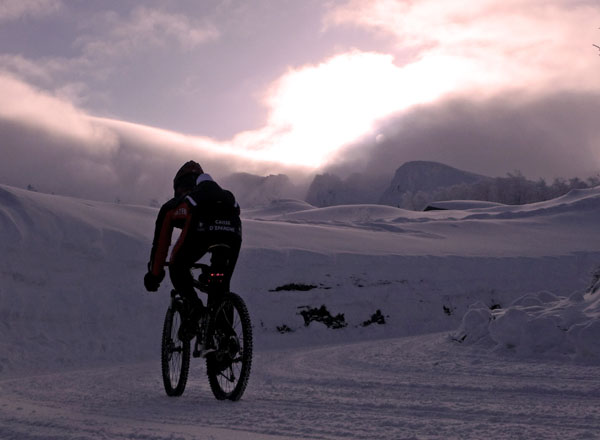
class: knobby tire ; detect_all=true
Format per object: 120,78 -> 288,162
161,305 -> 190,396
206,292 -> 253,401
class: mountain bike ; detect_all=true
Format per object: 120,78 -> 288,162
160,244 -> 252,401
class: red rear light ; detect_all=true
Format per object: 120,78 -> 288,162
209,272 -> 225,284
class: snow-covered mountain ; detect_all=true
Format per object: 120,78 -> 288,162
304,161 -> 489,209
1,182 -> 600,439
379,160 -> 490,207
219,162 -> 591,212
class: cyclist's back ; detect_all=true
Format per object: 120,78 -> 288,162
144,161 -> 242,312
182,174 -> 242,284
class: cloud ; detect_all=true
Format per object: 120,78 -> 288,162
237,0 -> 600,171
2,0 -> 598,203
327,0 -> 600,93
329,91 -> 600,180
231,51 -> 405,167
0,72 -> 114,148
0,5 -> 221,127
0,0 -> 62,22
230,49 -> 482,168
77,6 -> 219,59
311,0 -> 600,180
0,54 -> 54,84
0,72 -> 307,204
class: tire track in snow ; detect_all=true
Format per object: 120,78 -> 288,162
0,333 -> 599,439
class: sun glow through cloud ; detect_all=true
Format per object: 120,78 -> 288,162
227,0 -> 599,169
263,52 -> 406,166
227,51 -> 463,167
228,48 -> 519,168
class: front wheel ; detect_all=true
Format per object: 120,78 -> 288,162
206,293 -> 253,401
161,304 -> 190,396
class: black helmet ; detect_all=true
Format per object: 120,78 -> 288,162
173,160 -> 203,196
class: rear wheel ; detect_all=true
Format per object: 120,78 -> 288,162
206,293 -> 253,401
161,304 -> 190,396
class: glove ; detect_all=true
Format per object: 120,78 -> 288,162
144,270 -> 165,292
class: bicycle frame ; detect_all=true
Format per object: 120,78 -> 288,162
161,243 -> 251,400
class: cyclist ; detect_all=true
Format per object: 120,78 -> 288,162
144,161 -> 242,338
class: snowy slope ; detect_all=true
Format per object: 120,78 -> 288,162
2,182 -> 600,367
379,160 -> 489,206
1,183 -> 600,439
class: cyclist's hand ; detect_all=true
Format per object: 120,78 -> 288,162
144,270 -> 164,292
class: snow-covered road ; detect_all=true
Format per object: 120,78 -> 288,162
2,333 -> 599,440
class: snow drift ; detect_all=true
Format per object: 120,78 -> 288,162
1,184 -> 600,378
454,288 -> 600,361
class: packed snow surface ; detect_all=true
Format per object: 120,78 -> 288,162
1,183 -> 599,439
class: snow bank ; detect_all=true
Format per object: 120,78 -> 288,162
453,283 -> 600,362
0,185 -> 162,375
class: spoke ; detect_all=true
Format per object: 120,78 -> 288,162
168,312 -> 183,384
218,367 -> 235,383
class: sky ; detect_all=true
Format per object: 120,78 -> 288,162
0,0 -> 599,203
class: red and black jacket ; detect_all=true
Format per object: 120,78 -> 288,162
148,195 -> 191,276
148,177 -> 241,276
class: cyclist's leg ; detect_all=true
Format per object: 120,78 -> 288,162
208,234 -> 241,338
170,259 -> 205,340
169,259 -> 201,305
207,232 -> 241,292
224,237 -> 241,291
170,234 -> 208,325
